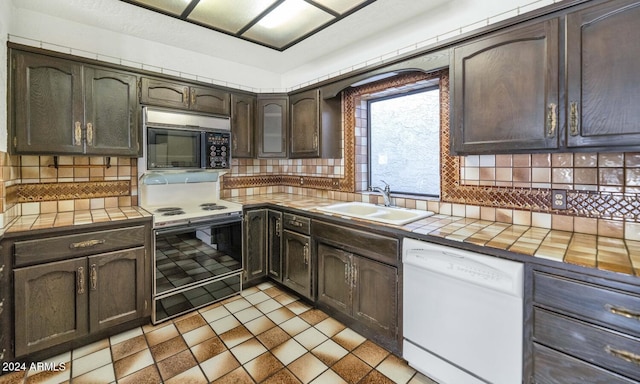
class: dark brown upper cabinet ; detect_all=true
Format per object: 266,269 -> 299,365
11,51 -> 139,156
452,0 -> 640,155
140,77 -> 230,116
565,0 -> 640,149
231,93 -> 256,158
289,89 -> 341,159
257,95 -> 288,158
451,19 -> 560,155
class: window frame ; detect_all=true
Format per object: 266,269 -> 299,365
366,85 -> 441,198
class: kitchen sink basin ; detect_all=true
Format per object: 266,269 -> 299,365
317,202 -> 434,225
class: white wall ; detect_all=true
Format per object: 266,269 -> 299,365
281,0 -> 557,89
9,7 -> 284,92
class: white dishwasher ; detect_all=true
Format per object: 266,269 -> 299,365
402,238 -> 524,384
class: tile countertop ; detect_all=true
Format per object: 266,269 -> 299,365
2,206 -> 152,235
228,193 -> 640,278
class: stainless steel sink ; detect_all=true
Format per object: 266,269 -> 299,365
317,202 -> 434,225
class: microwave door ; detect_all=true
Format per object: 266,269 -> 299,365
147,127 -> 201,170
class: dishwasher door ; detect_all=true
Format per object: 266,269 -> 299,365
402,238 -> 524,384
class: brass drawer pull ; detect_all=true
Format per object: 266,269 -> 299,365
70,239 -> 105,249
608,305 -> 640,321
606,346 -> 640,365
0,298 -> 4,316
303,244 -> 309,265
77,267 -> 85,295
0,348 -> 4,360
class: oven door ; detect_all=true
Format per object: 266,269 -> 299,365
153,217 -> 242,323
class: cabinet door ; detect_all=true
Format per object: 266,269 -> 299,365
352,256 -> 397,339
12,51 -> 84,154
244,210 -> 267,283
282,230 -> 312,299
84,67 -> 140,156
289,89 -> 320,158
88,248 -> 145,332
231,93 -> 255,158
317,243 -> 351,314
140,77 -> 190,109
267,210 -> 283,281
190,86 -> 230,115
566,0 -> 640,149
257,96 -> 288,158
14,258 -> 88,357
451,19 -> 560,154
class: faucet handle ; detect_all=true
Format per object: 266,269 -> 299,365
380,180 -> 390,191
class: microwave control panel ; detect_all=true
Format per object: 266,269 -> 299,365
205,132 -> 231,169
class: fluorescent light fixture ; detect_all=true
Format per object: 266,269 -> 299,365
350,72 -> 399,87
258,0 -> 307,29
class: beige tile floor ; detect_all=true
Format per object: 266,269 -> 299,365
0,282 -> 437,384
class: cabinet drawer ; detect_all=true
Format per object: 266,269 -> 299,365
14,226 -> 146,266
533,343 -> 637,384
283,213 -> 310,235
533,271 -> 640,338
534,308 -> 640,381
312,220 -> 398,265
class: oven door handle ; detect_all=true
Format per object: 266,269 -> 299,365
154,215 -> 242,234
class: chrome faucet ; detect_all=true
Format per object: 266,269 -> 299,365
369,180 -> 392,207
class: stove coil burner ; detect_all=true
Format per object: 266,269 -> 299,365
156,207 -> 185,216
200,203 -> 227,211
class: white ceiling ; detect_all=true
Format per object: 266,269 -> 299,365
11,0 -> 452,74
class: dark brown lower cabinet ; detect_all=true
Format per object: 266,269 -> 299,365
282,230 -> 312,300
14,248 -> 145,357
266,210 -> 283,281
317,244 -> 398,346
314,219 -> 400,353
531,265 -> 640,383
243,209 -> 267,284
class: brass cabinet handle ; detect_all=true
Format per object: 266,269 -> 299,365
275,219 -> 281,237
86,122 -> 94,146
344,264 -> 349,284
570,101 -> 580,136
77,267 -> 85,295
0,264 -> 4,277
233,135 -> 238,151
352,265 -> 358,288
547,103 -> 557,137
74,121 -> 83,146
90,264 -> 97,291
183,87 -> 189,104
303,244 -> 309,265
313,132 -> 318,150
0,348 -> 4,361
190,88 -> 196,105
605,346 -> 640,365
70,239 -> 105,249
0,298 -> 4,316
608,305 -> 640,321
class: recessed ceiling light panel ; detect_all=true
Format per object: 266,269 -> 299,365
243,0 -> 332,48
120,0 -> 377,50
188,0 -> 278,33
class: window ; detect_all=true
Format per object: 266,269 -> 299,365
368,86 -> 440,197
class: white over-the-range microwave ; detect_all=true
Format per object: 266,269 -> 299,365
139,106 -> 232,173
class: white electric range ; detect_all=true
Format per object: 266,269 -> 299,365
139,171 -> 244,323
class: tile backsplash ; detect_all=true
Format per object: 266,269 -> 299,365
0,153 -> 138,227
